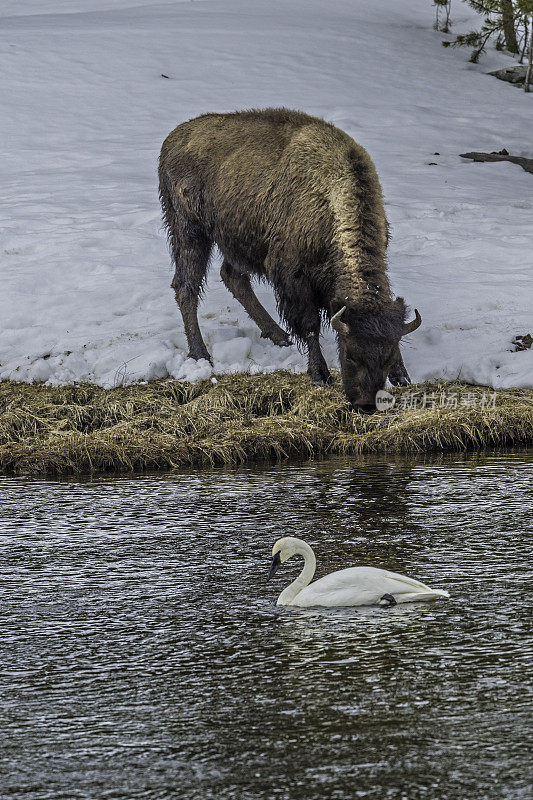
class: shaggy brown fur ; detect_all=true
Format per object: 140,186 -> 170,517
159,108 -> 417,410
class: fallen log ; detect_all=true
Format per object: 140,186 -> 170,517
460,151 -> 533,175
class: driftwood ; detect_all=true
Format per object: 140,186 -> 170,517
460,152 -> 533,175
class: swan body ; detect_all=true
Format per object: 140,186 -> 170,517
268,537 -> 449,607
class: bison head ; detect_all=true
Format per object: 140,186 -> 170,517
331,299 -> 421,413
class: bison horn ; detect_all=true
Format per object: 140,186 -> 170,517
403,309 -> 422,336
331,306 -> 350,336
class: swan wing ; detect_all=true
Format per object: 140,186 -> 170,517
293,566 -> 448,607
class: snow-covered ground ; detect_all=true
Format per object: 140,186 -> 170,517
1,0 -> 532,388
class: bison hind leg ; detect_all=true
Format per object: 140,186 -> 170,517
169,230 -> 213,363
220,260 -> 292,347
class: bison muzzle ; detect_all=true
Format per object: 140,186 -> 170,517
158,108 -> 421,412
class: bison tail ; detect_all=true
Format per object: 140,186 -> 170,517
158,162 -> 175,242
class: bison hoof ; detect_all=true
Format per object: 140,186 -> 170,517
261,329 -> 293,347
389,375 -> 410,387
188,349 -> 212,364
310,374 -> 333,387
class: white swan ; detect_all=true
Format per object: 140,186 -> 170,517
268,537 -> 449,607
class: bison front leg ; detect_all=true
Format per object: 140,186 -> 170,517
275,284 -> 331,386
388,350 -> 411,386
306,332 -> 333,387
220,260 -> 292,347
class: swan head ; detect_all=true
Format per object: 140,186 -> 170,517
268,537 -> 305,580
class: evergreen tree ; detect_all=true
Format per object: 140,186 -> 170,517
501,0 -> 519,51
441,1 -> 533,63
433,1 -> 452,33
525,16 -> 533,90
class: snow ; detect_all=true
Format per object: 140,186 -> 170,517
1,0 -> 531,389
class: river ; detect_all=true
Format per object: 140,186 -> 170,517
1,450 -> 532,799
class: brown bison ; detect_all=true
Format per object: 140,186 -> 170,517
159,108 -> 421,411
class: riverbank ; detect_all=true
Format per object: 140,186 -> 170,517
1,373 -> 531,476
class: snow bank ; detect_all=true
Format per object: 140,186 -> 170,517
1,0 -> 531,388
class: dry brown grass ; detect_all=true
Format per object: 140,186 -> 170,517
0,373 -> 531,475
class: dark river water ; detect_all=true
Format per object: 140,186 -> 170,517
1,450 -> 532,800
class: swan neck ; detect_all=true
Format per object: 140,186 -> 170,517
277,542 -> 316,605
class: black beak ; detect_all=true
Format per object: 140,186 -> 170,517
268,551 -> 281,581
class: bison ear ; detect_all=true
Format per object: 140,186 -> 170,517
394,296 -> 407,316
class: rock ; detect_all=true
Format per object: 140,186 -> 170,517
488,65 -> 532,85
512,334 -> 533,352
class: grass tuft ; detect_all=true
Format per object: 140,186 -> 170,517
0,373 -> 531,475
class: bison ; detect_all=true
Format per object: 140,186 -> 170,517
159,108 -> 421,412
